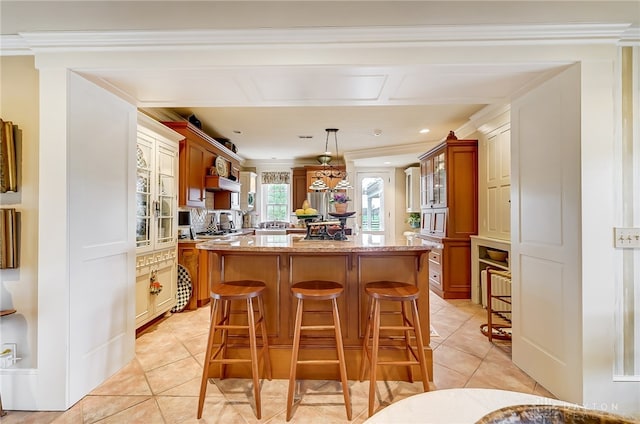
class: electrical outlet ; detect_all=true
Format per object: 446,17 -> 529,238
614,227 -> 640,248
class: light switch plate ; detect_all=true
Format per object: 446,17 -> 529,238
614,227 -> 640,248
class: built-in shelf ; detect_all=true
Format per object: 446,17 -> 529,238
479,258 -> 509,270
470,235 -> 511,304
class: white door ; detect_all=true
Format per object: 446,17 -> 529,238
510,64 -> 582,403
356,170 -> 394,239
67,72 -> 137,404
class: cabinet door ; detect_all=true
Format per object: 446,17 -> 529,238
155,141 -> 178,250
178,246 -> 199,310
420,159 -> 429,209
405,167 -> 420,213
153,258 -> 177,314
432,209 -> 447,235
425,157 -> 434,207
433,151 -> 447,207
136,141 -> 153,250
292,168 -> 308,210
135,272 -> 152,326
186,142 -> 208,208
421,209 -> 433,234
213,191 -> 241,211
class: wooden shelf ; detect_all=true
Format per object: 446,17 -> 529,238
479,258 -> 509,270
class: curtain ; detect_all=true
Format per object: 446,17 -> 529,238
261,171 -> 290,185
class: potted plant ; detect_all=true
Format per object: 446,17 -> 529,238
407,212 -> 421,228
330,192 -> 350,214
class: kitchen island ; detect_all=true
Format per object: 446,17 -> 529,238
196,233 -> 438,381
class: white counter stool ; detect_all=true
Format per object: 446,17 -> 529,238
197,280 -> 272,420
286,280 -> 352,421
359,281 -> 430,417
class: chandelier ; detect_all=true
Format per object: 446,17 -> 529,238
308,128 -> 353,191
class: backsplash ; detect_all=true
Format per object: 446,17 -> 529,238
180,192 -> 242,234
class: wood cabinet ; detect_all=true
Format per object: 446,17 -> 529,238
292,167 -> 308,211
213,190 -> 240,210
163,121 -> 242,208
177,242 -> 211,310
178,141 -> 210,208
292,165 -> 346,212
200,248 -> 432,381
419,131 -> 478,299
305,165 -> 346,192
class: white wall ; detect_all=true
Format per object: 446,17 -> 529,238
580,49 -> 640,415
0,56 -> 39,368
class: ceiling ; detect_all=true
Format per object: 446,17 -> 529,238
3,1 -> 638,167
113,61 -> 563,167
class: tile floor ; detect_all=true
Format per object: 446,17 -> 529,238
1,293 -> 554,424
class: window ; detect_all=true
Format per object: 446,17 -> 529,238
262,184 -> 289,221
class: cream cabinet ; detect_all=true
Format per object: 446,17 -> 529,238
404,167 -> 420,213
135,249 -> 177,327
483,125 -> 511,240
135,114 -> 181,328
240,171 -> 257,211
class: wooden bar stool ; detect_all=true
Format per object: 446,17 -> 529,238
286,280 -> 352,421
197,280 -> 272,420
359,281 -> 430,417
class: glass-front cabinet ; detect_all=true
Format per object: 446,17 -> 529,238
135,113 -> 182,329
422,148 -> 446,208
136,132 -> 178,252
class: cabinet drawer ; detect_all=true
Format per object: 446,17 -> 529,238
429,269 -> 442,286
428,250 -> 441,265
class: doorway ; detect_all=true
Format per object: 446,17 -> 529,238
355,171 -> 394,239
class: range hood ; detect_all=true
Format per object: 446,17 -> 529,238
204,176 -> 241,192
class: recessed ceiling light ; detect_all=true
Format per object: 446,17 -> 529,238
373,129 -> 382,136
419,128 -> 430,134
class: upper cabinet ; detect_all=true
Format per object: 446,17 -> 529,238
136,123 -> 179,253
239,171 -> 257,211
305,165 -> 346,192
404,167 -> 420,213
483,125 -> 511,240
292,167 -> 308,212
419,131 -> 478,239
162,121 -> 242,208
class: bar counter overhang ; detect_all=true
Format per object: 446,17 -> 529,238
196,234 -> 438,381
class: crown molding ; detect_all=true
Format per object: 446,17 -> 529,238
0,35 -> 31,55
1,23 -> 635,56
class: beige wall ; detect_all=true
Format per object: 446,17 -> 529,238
0,56 -> 39,367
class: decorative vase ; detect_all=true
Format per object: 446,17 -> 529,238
334,203 -> 348,214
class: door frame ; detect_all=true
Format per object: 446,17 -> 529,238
354,169 -> 395,240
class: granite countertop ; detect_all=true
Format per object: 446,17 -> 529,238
195,233 -> 441,252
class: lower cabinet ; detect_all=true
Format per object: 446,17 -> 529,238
421,235 -> 471,299
177,242 -> 210,310
135,248 -> 177,328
